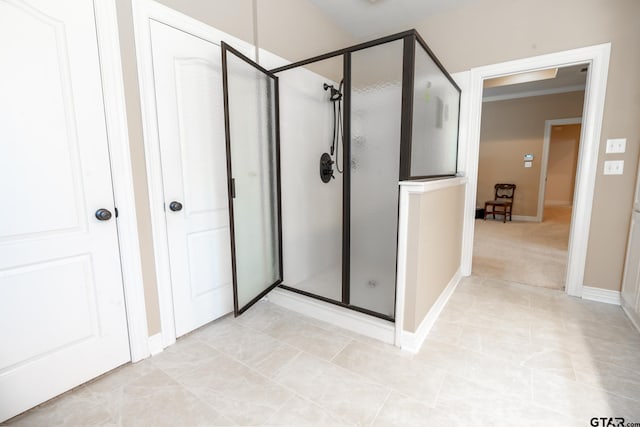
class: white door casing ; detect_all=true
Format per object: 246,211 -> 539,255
132,0 -> 255,346
149,20 -> 233,337
0,0 -> 131,420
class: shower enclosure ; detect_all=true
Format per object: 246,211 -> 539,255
221,30 -> 460,321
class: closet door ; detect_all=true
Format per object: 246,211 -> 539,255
0,0 -> 130,420
149,20 -> 233,337
221,42 -> 282,315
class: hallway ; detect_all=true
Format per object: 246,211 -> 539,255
473,206 -> 572,289
8,276 -> 640,426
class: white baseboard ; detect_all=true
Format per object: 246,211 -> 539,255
582,286 -> 621,305
267,288 -> 395,344
147,333 -> 164,356
620,296 -> 640,334
511,215 -> 538,222
400,269 -> 462,353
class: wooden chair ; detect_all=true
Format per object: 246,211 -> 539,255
484,184 -> 516,223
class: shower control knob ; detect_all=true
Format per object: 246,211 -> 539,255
169,201 -> 183,212
322,169 -> 335,178
319,153 -> 335,184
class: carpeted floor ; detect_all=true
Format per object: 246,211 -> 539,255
472,206 -> 572,290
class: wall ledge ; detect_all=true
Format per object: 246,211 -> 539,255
394,180 -> 466,347
399,176 -> 467,193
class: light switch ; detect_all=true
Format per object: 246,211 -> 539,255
604,160 -> 624,175
606,138 -> 626,153
524,161 -> 532,168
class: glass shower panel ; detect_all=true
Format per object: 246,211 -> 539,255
410,43 -> 460,177
349,40 -> 404,318
223,47 -> 281,314
276,55 -> 344,302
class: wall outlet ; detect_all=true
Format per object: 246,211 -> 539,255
606,138 -> 626,154
604,160 -> 624,175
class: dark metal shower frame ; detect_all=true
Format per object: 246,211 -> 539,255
270,29 -> 461,322
270,29 -> 462,181
221,41 -> 284,316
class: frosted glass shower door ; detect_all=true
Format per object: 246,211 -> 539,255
349,40 -> 404,318
222,43 -> 282,315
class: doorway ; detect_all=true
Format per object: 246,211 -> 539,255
542,120 -> 583,211
459,43 -> 611,297
472,71 -> 586,289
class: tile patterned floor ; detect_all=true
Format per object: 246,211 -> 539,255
7,276 -> 640,426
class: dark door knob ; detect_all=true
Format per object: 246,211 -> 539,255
169,201 -> 183,212
95,208 -> 112,221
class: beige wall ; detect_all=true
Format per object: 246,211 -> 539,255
114,0 -> 355,336
255,0 -> 354,82
404,184 -> 465,333
116,0 -> 161,335
155,0 -> 255,44
412,0 -> 640,291
255,0 -> 354,62
157,0 -> 353,80
477,91 -> 584,217
154,0 -> 355,63
546,124 -> 581,205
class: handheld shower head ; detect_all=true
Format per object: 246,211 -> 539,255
323,82 -> 342,102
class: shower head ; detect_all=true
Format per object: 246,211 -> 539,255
323,82 -> 342,102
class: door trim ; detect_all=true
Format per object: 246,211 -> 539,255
538,117 -> 582,221
459,43 -> 611,298
94,0 -> 149,362
132,0 -> 255,348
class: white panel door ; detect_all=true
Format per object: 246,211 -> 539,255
150,21 -> 233,337
0,0 -> 130,421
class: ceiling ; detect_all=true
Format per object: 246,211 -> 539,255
482,64 -> 588,100
307,0 -> 478,39
306,1 -> 587,99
